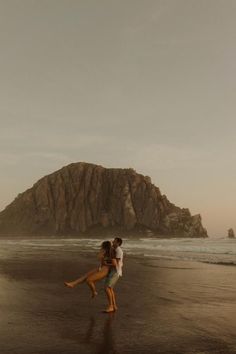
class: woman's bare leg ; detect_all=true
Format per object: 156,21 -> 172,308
64,267 -> 98,288
86,268 -> 109,298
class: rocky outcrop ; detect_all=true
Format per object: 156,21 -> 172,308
228,228 -> 235,238
0,162 -> 208,237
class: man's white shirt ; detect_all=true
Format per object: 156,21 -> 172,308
115,246 -> 123,276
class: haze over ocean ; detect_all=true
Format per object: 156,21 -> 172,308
1,0 -> 236,237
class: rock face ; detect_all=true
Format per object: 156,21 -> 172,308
228,228 -> 235,238
0,163 -> 208,237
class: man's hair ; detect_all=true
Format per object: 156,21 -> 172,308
114,237 -> 122,246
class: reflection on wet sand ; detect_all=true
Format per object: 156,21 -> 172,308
95,314 -> 118,354
59,314 -> 118,354
87,314 -> 118,354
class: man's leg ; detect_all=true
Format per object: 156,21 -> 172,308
103,272 -> 119,312
104,287 -> 114,312
111,288 -> 118,311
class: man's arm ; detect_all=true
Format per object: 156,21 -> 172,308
111,258 -> 118,268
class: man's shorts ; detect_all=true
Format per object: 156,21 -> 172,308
104,269 -> 119,288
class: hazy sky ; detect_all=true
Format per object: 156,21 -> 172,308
1,0 -> 236,237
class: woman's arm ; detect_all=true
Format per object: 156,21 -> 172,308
97,250 -> 105,270
98,249 -> 104,260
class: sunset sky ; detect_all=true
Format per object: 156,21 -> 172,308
1,0 -> 236,237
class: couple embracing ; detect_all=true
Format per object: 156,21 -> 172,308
64,237 -> 123,313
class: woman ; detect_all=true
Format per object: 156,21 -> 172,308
64,241 -> 117,298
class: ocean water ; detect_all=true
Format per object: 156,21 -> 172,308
0,236 -> 235,266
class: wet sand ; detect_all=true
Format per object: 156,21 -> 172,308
0,250 -> 236,353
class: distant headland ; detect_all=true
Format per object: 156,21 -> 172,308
0,162 -> 208,238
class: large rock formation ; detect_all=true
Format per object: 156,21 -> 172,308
0,162 -> 208,237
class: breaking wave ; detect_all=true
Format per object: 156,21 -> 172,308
0,236 -> 236,266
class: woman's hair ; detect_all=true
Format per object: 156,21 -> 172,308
101,240 -> 115,258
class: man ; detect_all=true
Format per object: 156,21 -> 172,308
104,237 -> 123,313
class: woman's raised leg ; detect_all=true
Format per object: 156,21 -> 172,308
64,267 -> 98,288
86,268 -> 109,298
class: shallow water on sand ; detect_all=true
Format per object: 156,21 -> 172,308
0,238 -> 236,354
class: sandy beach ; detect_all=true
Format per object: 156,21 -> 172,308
0,241 -> 236,354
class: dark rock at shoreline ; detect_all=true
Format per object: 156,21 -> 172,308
0,162 -> 208,238
228,228 -> 235,238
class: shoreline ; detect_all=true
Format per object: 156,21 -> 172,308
1,236 -> 236,268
